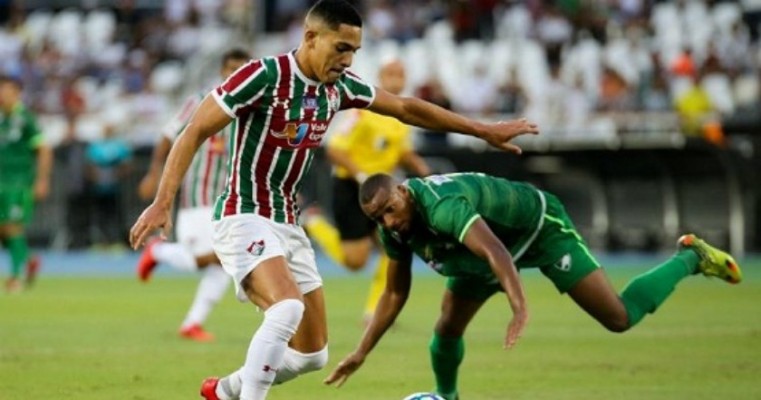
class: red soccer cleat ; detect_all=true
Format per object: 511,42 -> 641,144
180,324 -> 215,342
25,255 -> 40,287
199,377 -> 221,400
136,238 -> 162,282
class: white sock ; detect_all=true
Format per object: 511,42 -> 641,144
181,265 -> 230,329
152,242 -> 197,272
274,347 -> 329,384
240,299 -> 305,400
216,346 -> 328,399
216,367 -> 243,400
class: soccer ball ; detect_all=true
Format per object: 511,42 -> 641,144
402,393 -> 445,400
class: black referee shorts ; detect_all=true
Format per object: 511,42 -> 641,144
331,177 -> 377,240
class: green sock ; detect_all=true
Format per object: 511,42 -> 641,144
429,333 -> 464,400
6,235 -> 29,279
621,249 -> 699,327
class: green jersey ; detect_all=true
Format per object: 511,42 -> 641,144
379,173 -> 548,280
0,103 -> 43,187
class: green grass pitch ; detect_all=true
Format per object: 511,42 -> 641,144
2,263 -> 760,399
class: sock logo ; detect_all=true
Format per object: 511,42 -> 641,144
262,365 -> 278,373
247,239 -> 265,256
554,253 -> 572,272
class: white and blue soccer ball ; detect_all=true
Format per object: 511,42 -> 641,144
402,393 -> 445,400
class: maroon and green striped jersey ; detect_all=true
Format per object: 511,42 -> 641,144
211,51 -> 376,223
162,93 -> 232,209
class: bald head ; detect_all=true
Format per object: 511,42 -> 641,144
378,59 -> 406,95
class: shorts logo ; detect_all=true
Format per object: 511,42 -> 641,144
247,239 -> 266,256
554,253 -> 572,272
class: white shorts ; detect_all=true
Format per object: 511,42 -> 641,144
212,213 -> 322,302
176,207 -> 215,257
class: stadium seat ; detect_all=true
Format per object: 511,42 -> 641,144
733,74 -> 760,107
712,2 -> 742,34
701,73 -> 735,115
24,10 -> 53,51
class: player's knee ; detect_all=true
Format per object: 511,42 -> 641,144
264,299 -> 305,340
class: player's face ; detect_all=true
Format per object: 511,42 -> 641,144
307,23 -> 362,83
0,81 -> 21,110
363,185 -> 415,234
378,61 -> 406,95
220,59 -> 248,80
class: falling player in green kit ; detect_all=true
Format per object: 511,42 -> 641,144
0,76 -> 52,293
325,172 -> 743,400
128,1 -> 538,399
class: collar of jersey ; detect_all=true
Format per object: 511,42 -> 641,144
288,49 -> 320,87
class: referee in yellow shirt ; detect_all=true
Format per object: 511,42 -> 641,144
305,59 -> 430,323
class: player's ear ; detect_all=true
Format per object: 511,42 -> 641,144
304,28 -> 318,49
397,184 -> 408,197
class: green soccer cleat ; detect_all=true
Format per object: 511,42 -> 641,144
678,234 -> 742,284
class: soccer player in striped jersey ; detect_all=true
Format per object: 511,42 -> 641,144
304,58 -> 431,324
129,1 -> 537,399
0,76 -> 52,293
134,49 -> 251,342
325,173 -> 742,400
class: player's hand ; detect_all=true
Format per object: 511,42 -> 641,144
137,173 -> 159,201
323,352 -> 366,388
33,179 -> 49,201
504,307 -> 528,349
129,203 -> 172,250
482,118 -> 539,154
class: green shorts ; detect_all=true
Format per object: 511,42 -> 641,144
446,192 -> 600,301
0,187 -> 34,224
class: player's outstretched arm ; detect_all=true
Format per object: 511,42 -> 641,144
324,255 -> 413,388
138,137 -> 171,201
367,89 -> 539,154
129,95 -> 232,249
462,218 -> 528,349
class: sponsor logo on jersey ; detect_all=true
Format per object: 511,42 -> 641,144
303,96 -> 318,110
554,253 -> 572,272
270,121 -> 329,147
247,239 -> 266,256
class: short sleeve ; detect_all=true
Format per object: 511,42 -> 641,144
378,227 -> 411,261
161,95 -> 202,141
428,196 -> 481,243
212,59 -> 270,118
337,70 -> 376,110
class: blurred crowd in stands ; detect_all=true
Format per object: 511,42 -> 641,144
1,0 -> 759,146
1,0 -> 760,248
